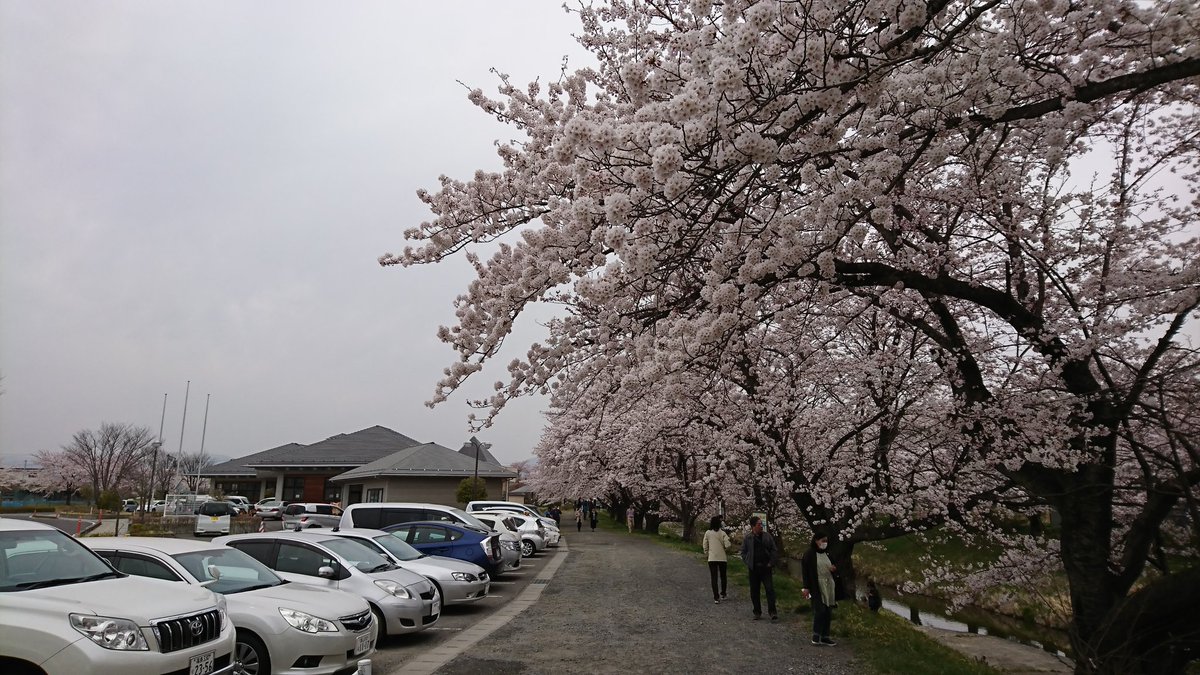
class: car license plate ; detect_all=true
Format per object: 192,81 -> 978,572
189,651 -> 214,675
432,595 -> 441,616
355,632 -> 372,655
210,516 -> 219,522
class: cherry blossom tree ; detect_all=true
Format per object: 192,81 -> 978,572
388,2 -> 1200,671
29,450 -> 88,504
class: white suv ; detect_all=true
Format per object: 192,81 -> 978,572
0,517 -> 237,675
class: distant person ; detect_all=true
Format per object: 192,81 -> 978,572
589,510 -> 598,531
738,515 -> 778,620
866,579 -> 882,612
549,506 -> 562,526
625,507 -> 635,533
702,516 -> 732,603
801,531 -> 839,645
576,509 -> 583,532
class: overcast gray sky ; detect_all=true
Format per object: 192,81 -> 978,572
1,1 -> 586,467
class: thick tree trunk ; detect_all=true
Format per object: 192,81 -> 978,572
1083,567 -> 1200,674
831,541 -> 858,601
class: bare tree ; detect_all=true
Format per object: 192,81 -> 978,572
176,452 -> 215,492
62,422 -> 155,505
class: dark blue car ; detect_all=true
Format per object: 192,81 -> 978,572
383,521 -> 503,575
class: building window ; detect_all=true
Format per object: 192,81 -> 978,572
323,479 -> 340,504
282,477 -> 305,502
366,488 -> 383,503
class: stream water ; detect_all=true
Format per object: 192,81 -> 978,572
870,587 -> 1071,658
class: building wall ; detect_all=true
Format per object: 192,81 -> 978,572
338,476 -> 508,506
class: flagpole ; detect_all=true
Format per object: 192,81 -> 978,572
146,393 -> 167,512
196,394 -> 210,494
177,380 -> 190,494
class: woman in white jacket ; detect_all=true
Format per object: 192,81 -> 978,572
702,516 -> 733,603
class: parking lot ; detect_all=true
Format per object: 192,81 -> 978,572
14,511 -> 568,675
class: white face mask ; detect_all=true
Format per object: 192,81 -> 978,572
817,542 -> 828,550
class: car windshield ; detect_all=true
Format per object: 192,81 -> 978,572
371,534 -> 425,561
173,547 -> 283,594
319,537 -> 395,572
0,529 -> 119,591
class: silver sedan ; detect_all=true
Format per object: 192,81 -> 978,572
325,528 -> 491,604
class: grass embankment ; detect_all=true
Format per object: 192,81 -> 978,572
853,531 -> 1073,632
594,513 -> 1001,675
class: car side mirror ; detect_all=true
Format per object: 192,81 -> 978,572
318,566 -> 336,579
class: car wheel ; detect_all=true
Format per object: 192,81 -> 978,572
235,631 -> 271,675
370,605 -> 387,646
520,539 -> 535,557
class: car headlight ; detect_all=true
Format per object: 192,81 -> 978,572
501,541 -> 518,550
278,608 -> 337,633
216,597 -> 228,630
374,579 -> 412,598
69,614 -> 149,651
450,572 -> 477,582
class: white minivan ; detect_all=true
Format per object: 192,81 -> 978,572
339,502 -> 523,572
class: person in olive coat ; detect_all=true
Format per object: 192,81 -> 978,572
801,531 -> 839,645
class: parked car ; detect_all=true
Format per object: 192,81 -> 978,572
120,499 -> 139,513
471,512 -> 545,557
323,528 -> 491,605
479,510 -> 558,548
255,499 -> 286,520
195,501 -> 239,537
224,496 -> 251,514
339,502 -> 521,573
214,531 -> 440,643
0,517 -> 237,675
467,501 -> 562,546
381,521 -> 505,578
281,503 -> 343,529
82,537 -> 377,675
147,499 -> 168,513
465,500 -> 544,519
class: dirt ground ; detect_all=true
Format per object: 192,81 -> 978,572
435,521 -> 863,675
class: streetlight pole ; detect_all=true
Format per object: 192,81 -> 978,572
471,437 -> 481,499
145,393 -> 167,518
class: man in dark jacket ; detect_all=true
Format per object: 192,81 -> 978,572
738,516 -> 779,620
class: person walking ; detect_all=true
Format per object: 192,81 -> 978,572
738,515 -> 778,620
589,510 -> 598,532
625,506 -> 635,533
801,531 -> 839,645
702,516 -> 732,603
576,509 -> 583,532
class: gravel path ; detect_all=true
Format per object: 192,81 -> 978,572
436,521 -> 863,675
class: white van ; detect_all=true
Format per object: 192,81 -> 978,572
339,503 -> 522,572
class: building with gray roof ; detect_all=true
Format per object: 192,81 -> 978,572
201,426 -> 514,505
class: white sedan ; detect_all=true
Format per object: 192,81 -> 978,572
83,537 -> 377,675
